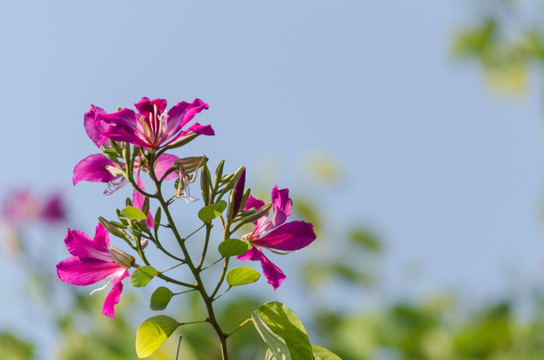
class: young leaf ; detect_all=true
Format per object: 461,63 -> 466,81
121,206 -> 148,221
311,344 -> 343,360
150,287 -> 173,311
198,200 -> 227,223
218,239 -> 251,257
257,302 -> 313,360
226,267 -> 260,287
135,315 -> 180,358
251,308 -> 291,360
130,266 -> 158,287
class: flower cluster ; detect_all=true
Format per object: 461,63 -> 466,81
56,96 -> 316,324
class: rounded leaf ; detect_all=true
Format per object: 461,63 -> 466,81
218,239 -> 251,257
130,266 -> 158,287
198,200 -> 227,222
121,206 -> 148,221
135,315 -> 179,358
150,287 -> 173,311
226,267 -> 260,287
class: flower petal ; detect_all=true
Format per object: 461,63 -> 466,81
99,108 -> 148,147
132,172 -> 154,228
102,268 -> 129,318
270,185 -> 292,228
63,226 -> 111,261
166,99 -> 209,134
84,105 -> 107,147
252,221 -> 316,251
237,247 -> 285,289
134,97 -> 167,117
154,153 -> 180,181
56,257 -> 123,286
73,154 -> 120,185
244,195 -> 265,211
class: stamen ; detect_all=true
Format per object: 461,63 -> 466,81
90,278 -> 113,295
103,178 -> 128,195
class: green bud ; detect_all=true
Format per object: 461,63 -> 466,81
108,246 -> 135,268
238,203 -> 272,225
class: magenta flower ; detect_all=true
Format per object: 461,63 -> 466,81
96,97 -> 214,150
237,185 -> 316,289
56,224 -> 133,318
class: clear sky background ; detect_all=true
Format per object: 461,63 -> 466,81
2,0 -> 544,351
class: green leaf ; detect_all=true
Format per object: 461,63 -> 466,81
198,200 -> 227,222
257,302 -> 313,360
251,308 -> 291,360
226,267 -> 260,287
135,315 -> 180,358
218,239 -> 251,257
311,345 -> 342,360
121,206 -> 148,221
150,287 -> 173,311
130,266 -> 158,287
153,207 -> 162,233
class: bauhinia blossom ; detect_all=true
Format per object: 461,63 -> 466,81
56,224 -> 133,318
237,183 -> 316,289
96,97 -> 214,150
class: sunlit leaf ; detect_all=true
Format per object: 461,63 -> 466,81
226,267 -> 260,287
251,308 -> 291,360
135,315 -> 179,358
130,266 -> 158,287
257,302 -> 313,360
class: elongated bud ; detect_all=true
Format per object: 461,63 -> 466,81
227,167 -> 246,220
105,165 -> 125,178
238,203 -> 272,225
173,156 -> 208,174
108,245 -> 135,268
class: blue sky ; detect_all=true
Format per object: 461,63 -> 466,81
2,0 -> 544,348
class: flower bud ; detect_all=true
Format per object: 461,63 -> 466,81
107,245 -> 135,269
140,238 -> 148,249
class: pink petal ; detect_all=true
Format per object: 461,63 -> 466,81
134,97 -> 167,117
270,186 -> 292,228
102,269 -> 129,318
73,154 -> 120,185
63,227 -> 112,261
154,153 -> 180,181
56,257 -> 123,286
166,99 -> 209,134
84,105 -> 108,147
252,221 -> 316,251
99,108 -> 148,147
132,173 -> 154,228
238,247 -> 285,289
244,195 -> 265,211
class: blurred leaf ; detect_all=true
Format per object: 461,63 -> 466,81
136,316 -> 180,358
348,228 -> 381,253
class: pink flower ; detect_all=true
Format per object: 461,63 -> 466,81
237,185 -> 316,289
96,97 -> 214,150
56,224 -> 133,318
